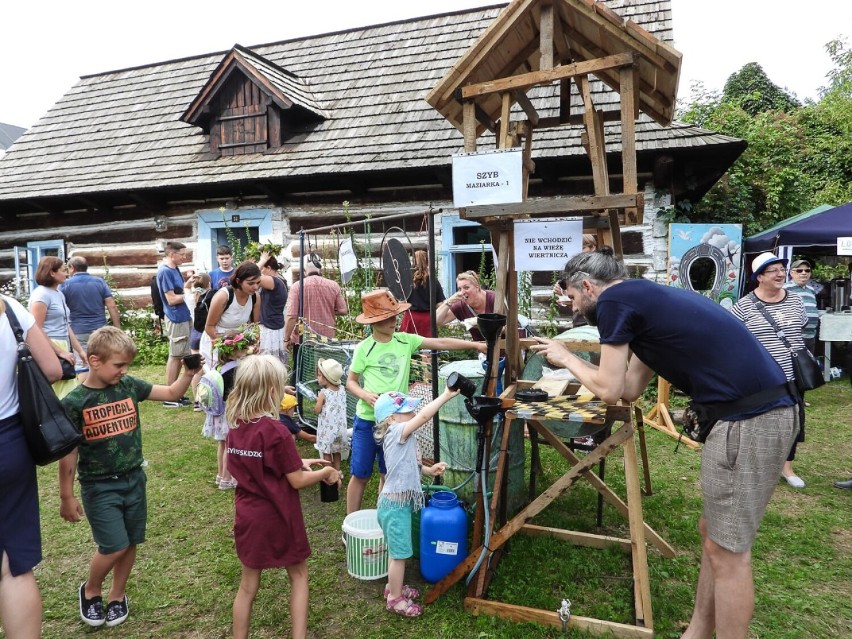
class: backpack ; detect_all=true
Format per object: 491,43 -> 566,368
193,289 -> 216,333
196,361 -> 238,417
196,369 -> 225,417
151,275 -> 165,320
195,287 -> 257,332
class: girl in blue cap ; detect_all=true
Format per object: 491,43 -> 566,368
372,387 -> 457,617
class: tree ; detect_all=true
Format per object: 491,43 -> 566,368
722,62 -> 800,115
677,39 -> 852,235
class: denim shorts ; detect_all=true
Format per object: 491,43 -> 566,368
349,415 -> 386,478
80,467 -> 147,555
189,328 -> 202,351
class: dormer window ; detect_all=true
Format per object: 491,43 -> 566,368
181,45 -> 326,157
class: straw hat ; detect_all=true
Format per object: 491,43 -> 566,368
317,358 -> 343,385
355,289 -> 411,324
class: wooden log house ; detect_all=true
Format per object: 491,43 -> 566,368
0,1 -> 745,311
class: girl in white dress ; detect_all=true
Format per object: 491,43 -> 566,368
313,358 -> 349,472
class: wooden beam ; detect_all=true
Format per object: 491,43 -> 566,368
577,75 -> 609,196
620,65 -> 641,225
521,524 -> 632,552
499,93 -> 512,149
461,53 -> 636,99
512,90 -> 539,127
463,101 -> 477,152
464,598 -> 654,638
460,193 -> 643,219
539,1 -> 555,71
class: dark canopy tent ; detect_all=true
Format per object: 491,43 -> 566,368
745,202 -> 852,252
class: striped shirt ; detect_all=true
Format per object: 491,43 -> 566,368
731,291 -> 807,380
784,283 -> 819,339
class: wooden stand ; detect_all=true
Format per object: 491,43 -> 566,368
643,378 -> 700,450
425,397 -> 675,638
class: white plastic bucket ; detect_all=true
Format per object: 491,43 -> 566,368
342,509 -> 388,580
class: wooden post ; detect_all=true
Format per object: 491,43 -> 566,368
539,1 -> 554,71
463,100 -> 477,152
620,65 -> 640,225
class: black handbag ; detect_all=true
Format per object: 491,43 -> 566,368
4,301 -> 82,465
790,348 -> 825,392
750,295 -> 826,394
59,355 -> 77,380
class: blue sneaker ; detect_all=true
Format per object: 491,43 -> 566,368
106,595 -> 129,627
79,582 -> 105,627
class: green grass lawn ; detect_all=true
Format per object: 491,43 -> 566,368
27,367 -> 852,638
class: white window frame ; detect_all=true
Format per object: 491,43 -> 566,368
438,214 -> 494,293
14,240 -> 66,297
196,209 -> 273,271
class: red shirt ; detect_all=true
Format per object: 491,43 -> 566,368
227,416 -> 309,568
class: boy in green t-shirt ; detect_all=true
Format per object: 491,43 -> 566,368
345,289 -> 485,514
59,326 -> 201,628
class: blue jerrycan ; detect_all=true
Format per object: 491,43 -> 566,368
420,491 -> 467,583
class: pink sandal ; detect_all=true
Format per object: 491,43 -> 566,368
384,584 -> 420,600
386,595 -> 422,617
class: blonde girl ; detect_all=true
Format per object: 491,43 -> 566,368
225,355 -> 339,639
313,358 -> 349,471
373,388 -> 455,617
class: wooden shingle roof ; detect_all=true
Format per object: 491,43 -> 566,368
0,1 -> 739,209
428,0 -> 681,130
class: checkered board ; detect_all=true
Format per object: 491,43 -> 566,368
508,396 -> 608,424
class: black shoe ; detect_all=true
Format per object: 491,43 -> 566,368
834,479 -> 852,490
79,582 -> 106,627
105,595 -> 129,627
163,398 -> 191,408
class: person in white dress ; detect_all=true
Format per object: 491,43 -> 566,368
313,358 -> 349,472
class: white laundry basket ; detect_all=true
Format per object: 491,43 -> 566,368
342,509 -> 388,580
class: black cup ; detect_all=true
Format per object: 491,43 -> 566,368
183,353 -> 202,370
320,480 -> 339,503
447,371 -> 477,399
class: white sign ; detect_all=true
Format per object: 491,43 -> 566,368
435,540 -> 459,556
452,148 -> 524,208
514,218 -> 584,271
838,237 -> 852,256
338,238 -> 358,283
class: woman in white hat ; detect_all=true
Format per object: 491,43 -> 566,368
732,252 -> 808,489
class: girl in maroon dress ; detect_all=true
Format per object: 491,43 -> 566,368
225,355 -> 340,639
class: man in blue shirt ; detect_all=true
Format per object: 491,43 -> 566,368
62,257 -> 121,359
156,241 -> 192,406
533,249 -> 797,639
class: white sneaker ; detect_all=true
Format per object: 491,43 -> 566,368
783,474 -> 805,489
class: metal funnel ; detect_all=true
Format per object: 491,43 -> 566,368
464,395 -> 504,426
476,313 -> 507,344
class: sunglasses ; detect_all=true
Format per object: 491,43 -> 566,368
793,268 -> 811,273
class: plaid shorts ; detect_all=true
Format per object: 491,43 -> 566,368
701,406 -> 797,553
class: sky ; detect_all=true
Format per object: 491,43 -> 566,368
1,0 -> 849,129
